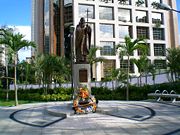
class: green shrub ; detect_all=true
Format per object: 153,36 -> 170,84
0,81 -> 179,101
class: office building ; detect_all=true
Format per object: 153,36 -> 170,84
32,0 -> 64,56
32,0 -> 179,81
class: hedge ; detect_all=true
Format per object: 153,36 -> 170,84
0,81 -> 179,101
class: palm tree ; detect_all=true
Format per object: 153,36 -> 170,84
52,57 -> 70,87
17,60 -> 34,86
34,54 -> 44,87
109,68 -> 128,90
166,48 -> 180,82
131,55 -> 148,86
116,36 -> 147,100
0,28 -> 36,106
17,61 -> 26,83
147,64 -> 156,85
35,54 -> 57,93
34,54 -> 68,94
87,47 -> 104,81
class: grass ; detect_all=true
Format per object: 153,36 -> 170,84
0,100 -> 38,106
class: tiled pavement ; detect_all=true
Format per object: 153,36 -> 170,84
0,101 -> 180,135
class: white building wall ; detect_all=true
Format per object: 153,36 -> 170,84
73,0 -> 178,81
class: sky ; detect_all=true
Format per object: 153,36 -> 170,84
0,0 -> 31,61
0,0 -> 180,60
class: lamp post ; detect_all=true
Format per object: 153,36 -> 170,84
69,25 -> 75,99
156,3 -> 180,13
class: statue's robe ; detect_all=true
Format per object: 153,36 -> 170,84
75,24 -> 91,63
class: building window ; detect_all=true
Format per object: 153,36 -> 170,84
100,24 -> 114,38
99,0 -> 113,3
154,44 -> 166,56
99,6 -> 114,20
44,0 -> 50,54
120,60 -> 134,73
151,0 -> 162,8
79,4 -> 94,19
119,25 -> 133,38
152,12 -> 163,24
64,4 -> 73,23
64,0 -> 72,5
100,41 -> 115,56
138,43 -> 150,56
118,8 -> 131,22
103,60 -> 116,77
118,0 -> 131,5
135,0 -> 147,7
136,10 -> 148,23
88,23 -> 95,46
154,60 -> 166,69
137,26 -> 149,39
151,0 -> 161,4
153,28 -> 165,40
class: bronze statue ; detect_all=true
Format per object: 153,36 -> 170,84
75,17 -> 91,63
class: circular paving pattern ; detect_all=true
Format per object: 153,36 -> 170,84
1,101 -> 179,135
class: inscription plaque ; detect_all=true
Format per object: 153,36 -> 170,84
79,69 -> 88,82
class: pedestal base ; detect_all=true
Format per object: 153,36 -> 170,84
73,63 -> 91,96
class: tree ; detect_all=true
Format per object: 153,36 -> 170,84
34,54 -> 69,94
116,36 -> 147,100
166,48 -> 180,82
35,54 -> 57,94
131,55 -> 148,86
147,64 -> 156,85
17,60 -> 35,85
52,57 -> 70,87
87,47 -> 104,81
107,68 -> 128,90
0,28 -> 36,106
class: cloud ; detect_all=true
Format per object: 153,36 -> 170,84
14,26 -> 31,62
15,26 -> 31,41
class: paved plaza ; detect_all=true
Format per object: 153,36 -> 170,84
0,101 -> 180,135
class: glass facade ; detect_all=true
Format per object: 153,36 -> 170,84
150,0 -> 161,4
99,6 -> 114,20
88,23 -> 95,46
119,25 -> 133,38
154,44 -> 166,56
136,10 -> 148,23
137,26 -> 149,39
64,0 -> 72,5
154,60 -> 166,69
99,0 -> 113,3
152,12 -> 163,24
100,41 -> 115,56
118,0 -> 131,5
153,28 -> 165,40
120,60 -> 134,73
78,4 -> 94,19
118,8 -> 131,22
44,0 -> 50,54
135,0 -> 147,7
103,60 -> 116,77
100,24 -> 114,38
53,0 -> 61,55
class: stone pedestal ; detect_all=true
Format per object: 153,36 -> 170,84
73,64 -> 91,97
